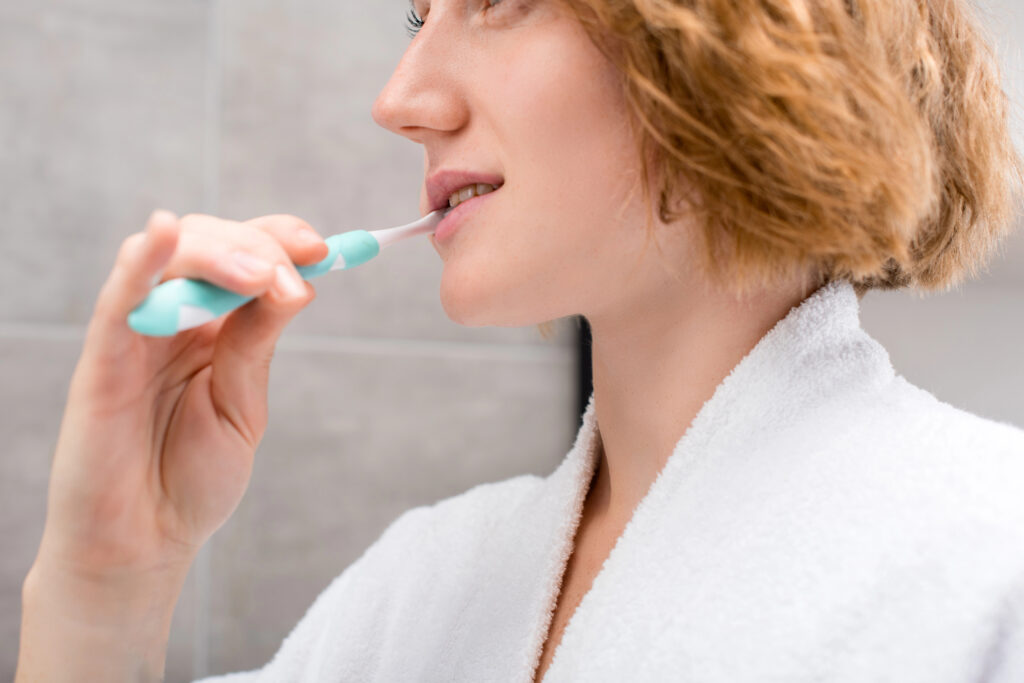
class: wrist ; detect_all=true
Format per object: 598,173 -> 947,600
17,560 -> 192,683
23,554 -> 191,625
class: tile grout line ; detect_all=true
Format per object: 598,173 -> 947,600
275,333 -> 574,362
0,321 -> 575,363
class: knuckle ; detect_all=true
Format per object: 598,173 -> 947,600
258,214 -> 315,237
180,213 -> 233,237
277,214 -> 313,232
247,230 -> 289,263
200,247 -> 226,272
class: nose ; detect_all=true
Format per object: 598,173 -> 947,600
371,15 -> 466,144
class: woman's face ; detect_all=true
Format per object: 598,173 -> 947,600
372,0 -> 689,327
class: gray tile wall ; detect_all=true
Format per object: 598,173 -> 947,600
0,1 -> 576,680
2,1 -> 1022,681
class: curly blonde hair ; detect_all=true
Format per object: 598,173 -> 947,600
538,0 -> 1023,308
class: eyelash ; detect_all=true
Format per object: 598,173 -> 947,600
405,6 -> 424,38
406,0 -> 505,38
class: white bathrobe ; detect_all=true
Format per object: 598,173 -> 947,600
195,279 -> 1024,682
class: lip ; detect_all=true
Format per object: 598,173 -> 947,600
433,187 -> 500,245
426,168 -> 505,214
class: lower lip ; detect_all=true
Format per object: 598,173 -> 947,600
433,188 -> 500,244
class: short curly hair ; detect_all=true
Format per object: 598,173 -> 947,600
547,0 -> 1024,303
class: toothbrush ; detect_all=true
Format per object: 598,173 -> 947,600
127,207 -> 450,336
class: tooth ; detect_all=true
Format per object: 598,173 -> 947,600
447,183 -> 499,209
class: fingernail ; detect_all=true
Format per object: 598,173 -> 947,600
274,264 -> 307,298
231,251 -> 272,277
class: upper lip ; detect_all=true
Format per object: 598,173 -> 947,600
425,169 -> 504,214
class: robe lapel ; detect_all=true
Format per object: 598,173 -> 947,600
446,393 -> 602,681
537,279 -> 895,681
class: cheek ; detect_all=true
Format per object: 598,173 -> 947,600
437,17 -> 648,322
490,20 -> 640,243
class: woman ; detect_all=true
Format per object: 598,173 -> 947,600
16,0 -> 1024,680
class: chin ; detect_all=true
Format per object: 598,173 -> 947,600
438,265 -> 550,328
438,273 -> 501,327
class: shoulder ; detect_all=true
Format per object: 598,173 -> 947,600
855,373 -> 1024,543
207,473 -> 551,680
350,471 -> 546,568
266,472 -> 548,647
883,374 -> 1024,469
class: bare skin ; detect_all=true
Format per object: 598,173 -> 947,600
372,2 -> 825,679
16,210 -> 328,681
533,443 -> 623,683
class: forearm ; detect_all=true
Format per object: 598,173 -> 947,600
15,560 -> 191,683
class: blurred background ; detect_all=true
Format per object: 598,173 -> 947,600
0,0 -> 1021,680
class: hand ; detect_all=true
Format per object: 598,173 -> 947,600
31,209 -> 327,584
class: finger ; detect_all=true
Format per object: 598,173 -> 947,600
156,216 -> 278,299
243,214 -> 329,266
87,209 -> 182,350
207,263 -> 316,446
158,215 -> 310,300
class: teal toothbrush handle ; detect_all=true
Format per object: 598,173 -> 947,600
127,230 -> 379,337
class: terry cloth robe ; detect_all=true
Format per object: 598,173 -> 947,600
194,279 -> 1024,683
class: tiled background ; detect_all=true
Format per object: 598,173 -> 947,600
1,0 -> 1021,680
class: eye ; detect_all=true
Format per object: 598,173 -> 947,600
405,0 -> 508,38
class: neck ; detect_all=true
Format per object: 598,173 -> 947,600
583,274 -> 821,520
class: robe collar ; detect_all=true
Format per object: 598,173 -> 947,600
568,276 -> 891,482
514,278 -> 895,680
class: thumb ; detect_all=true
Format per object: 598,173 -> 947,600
207,265 -> 315,445
84,209 -> 181,361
